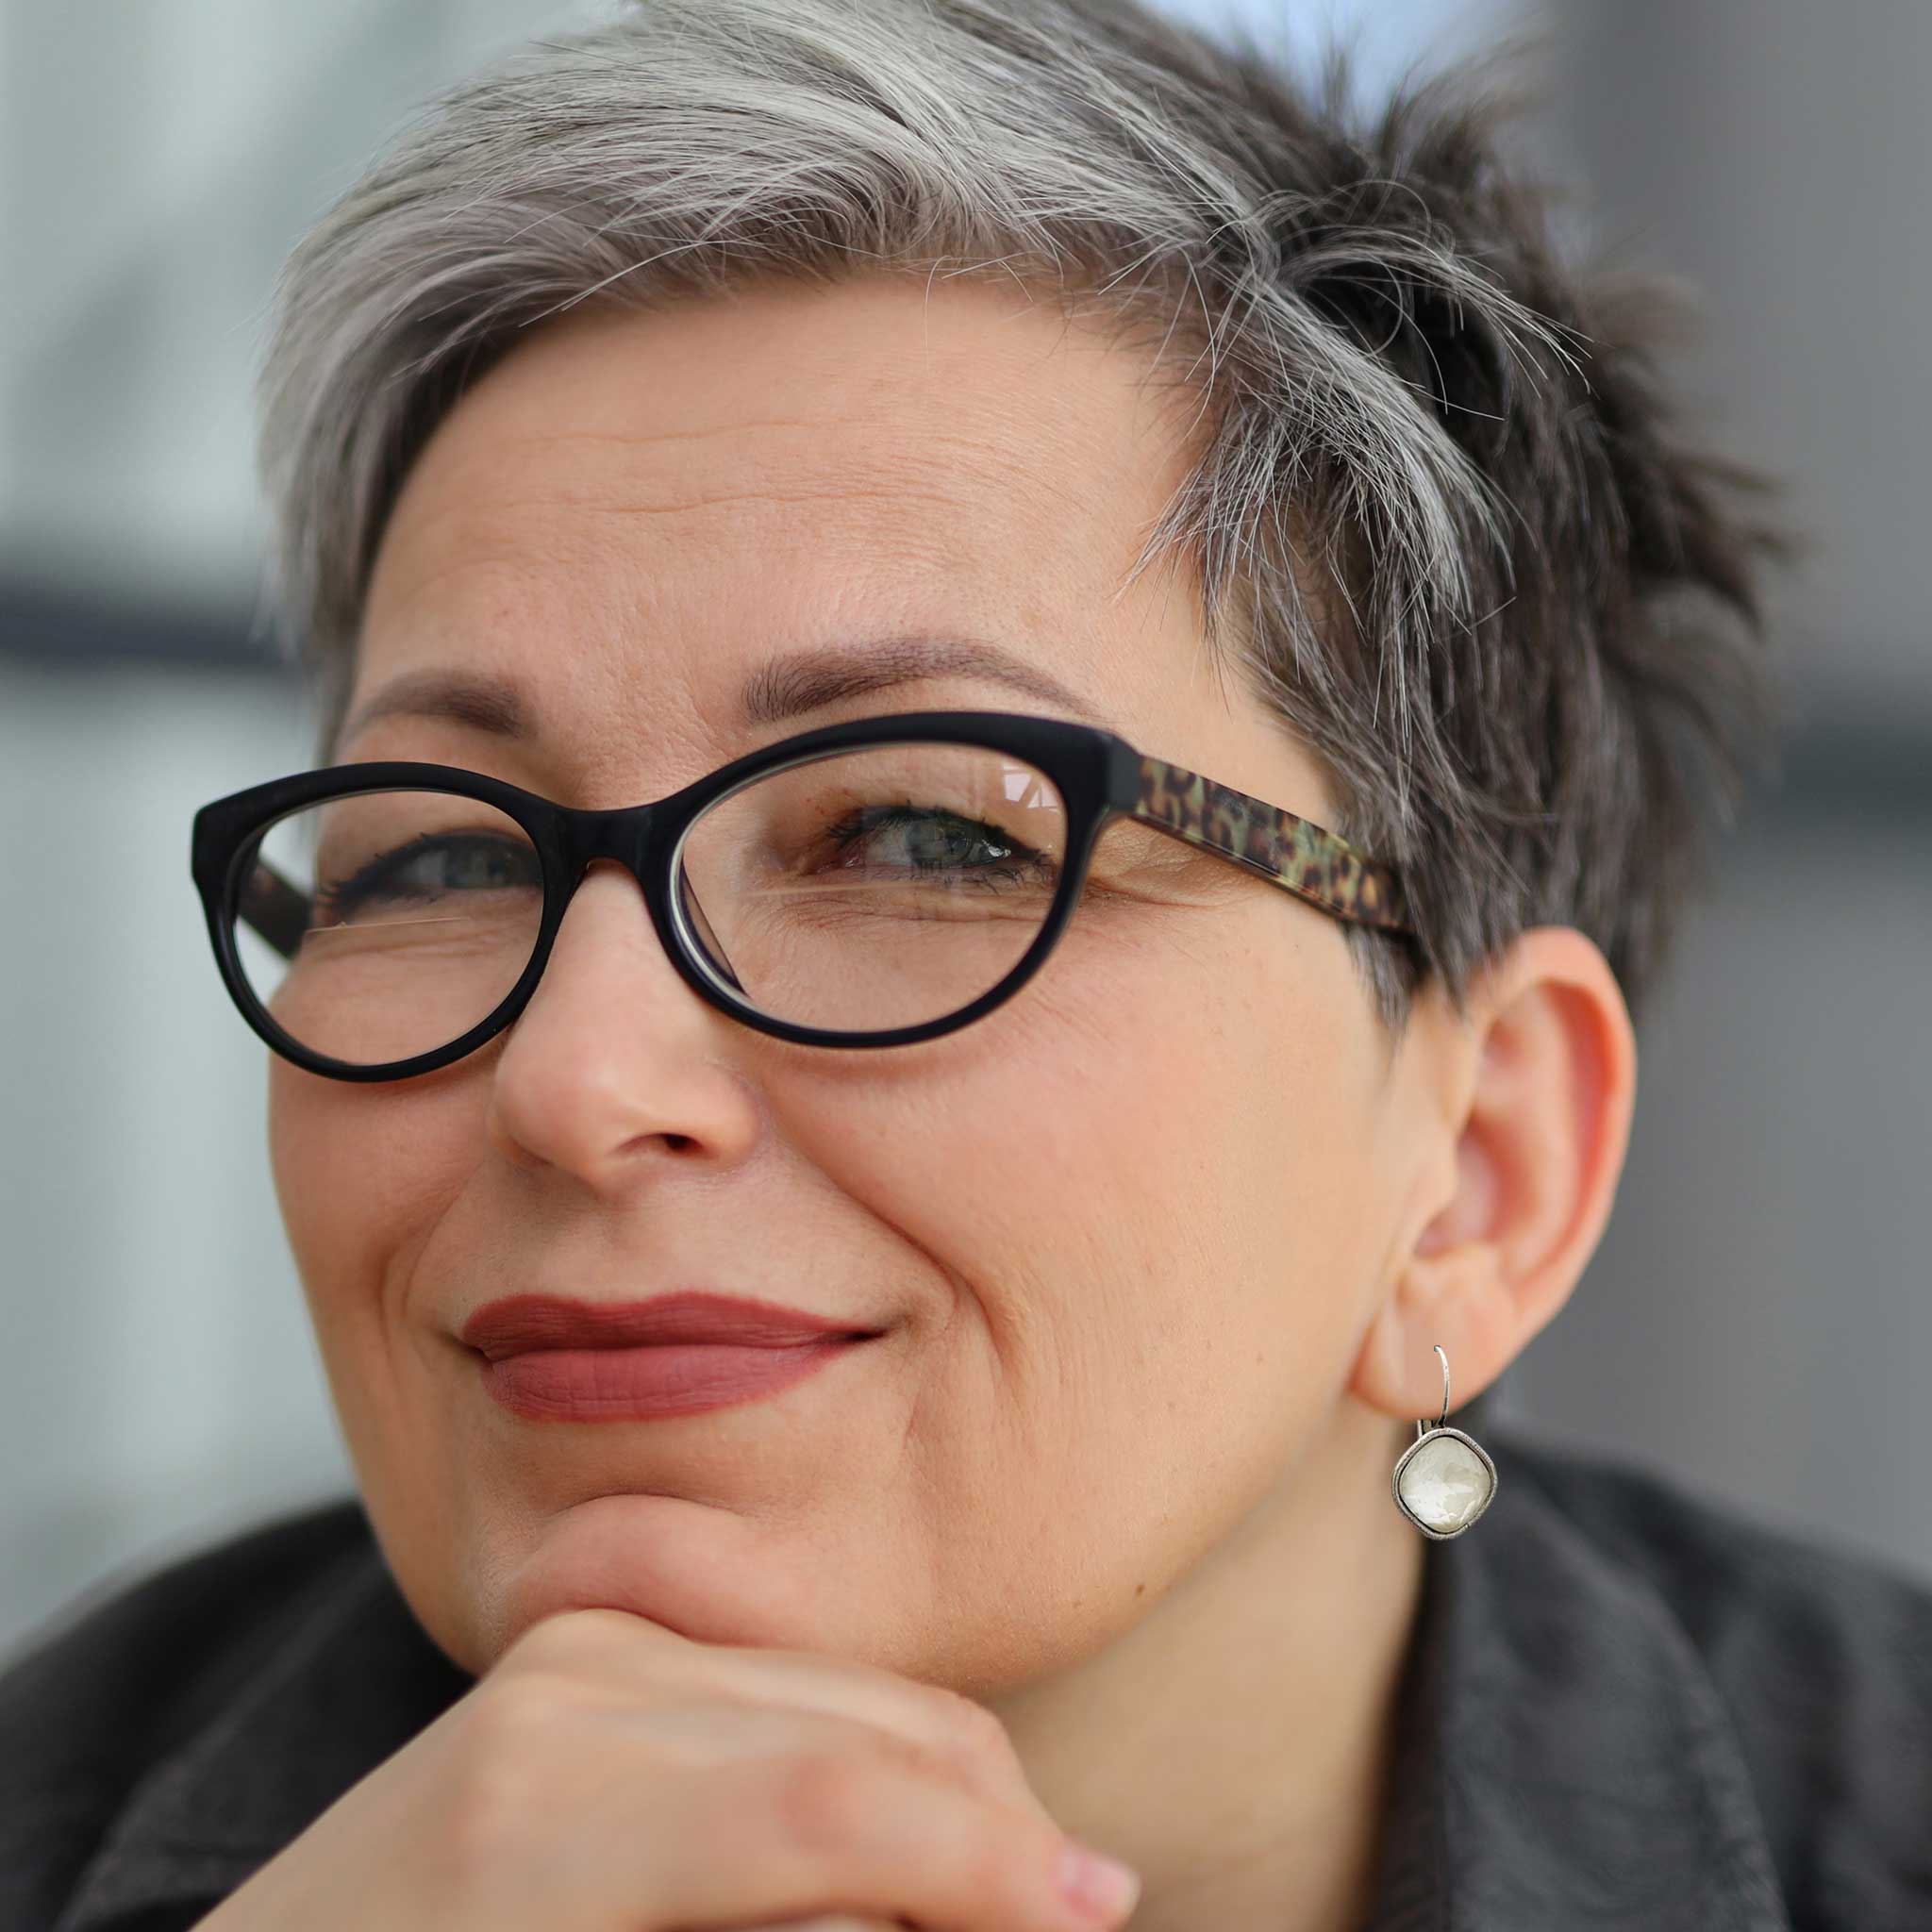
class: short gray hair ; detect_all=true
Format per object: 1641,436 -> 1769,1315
255,0 -> 1791,1030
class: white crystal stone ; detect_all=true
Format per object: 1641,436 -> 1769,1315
1396,1431 -> 1494,1535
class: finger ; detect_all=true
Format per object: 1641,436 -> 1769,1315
510,1609 -> 1058,1829
714,1648 -> 1055,1828
618,1731 -> 1129,1932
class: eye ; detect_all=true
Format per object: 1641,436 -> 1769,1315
315,832 -> 541,921
814,803 -> 1053,891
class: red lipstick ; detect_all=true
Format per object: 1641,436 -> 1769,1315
460,1291 -> 883,1423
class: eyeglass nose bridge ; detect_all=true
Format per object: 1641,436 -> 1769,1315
541,794 -> 741,998
564,796 -> 668,881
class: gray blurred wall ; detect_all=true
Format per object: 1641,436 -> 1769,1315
1492,0 -> 1932,1576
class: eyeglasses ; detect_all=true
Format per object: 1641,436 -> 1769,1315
190,707 -> 1413,1081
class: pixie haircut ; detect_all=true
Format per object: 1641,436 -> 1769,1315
255,0 -> 1791,1032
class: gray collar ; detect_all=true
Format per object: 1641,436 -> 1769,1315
55,1427 -> 1793,1931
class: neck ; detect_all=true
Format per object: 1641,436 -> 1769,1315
988,1396 -> 1425,1932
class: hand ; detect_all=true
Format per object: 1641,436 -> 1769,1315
191,1606 -> 1140,1931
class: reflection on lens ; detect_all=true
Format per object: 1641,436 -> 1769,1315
676,741 -> 1067,1031
231,790 -> 541,1066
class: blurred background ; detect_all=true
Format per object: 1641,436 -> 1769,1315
2,0 -> 1927,1661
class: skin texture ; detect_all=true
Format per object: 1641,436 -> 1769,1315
268,270 -> 1637,1931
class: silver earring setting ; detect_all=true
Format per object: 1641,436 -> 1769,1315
1391,1344 -> 1497,1540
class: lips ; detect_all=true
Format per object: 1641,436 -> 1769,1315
459,1291 -> 882,1361
460,1291 -> 885,1424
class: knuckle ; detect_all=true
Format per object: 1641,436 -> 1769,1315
767,1724 -> 961,1865
918,1689 -> 1028,1809
496,1608 -> 587,1676
468,1668 -> 568,1752
932,1687 -> 1017,1768
767,1733 -> 1026,1900
436,1724 -> 542,1877
770,1746 -> 885,1856
437,1678 -> 569,1857
499,1604 -> 642,1674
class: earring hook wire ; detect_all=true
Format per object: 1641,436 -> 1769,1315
1414,1342 -> 1451,1441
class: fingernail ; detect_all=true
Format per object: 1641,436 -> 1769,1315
1056,1840 -> 1142,1921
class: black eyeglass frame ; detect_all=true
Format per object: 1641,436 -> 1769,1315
191,707 -> 1414,1081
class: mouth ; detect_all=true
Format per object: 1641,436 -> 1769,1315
460,1291 -> 886,1424
460,1290 -> 887,1359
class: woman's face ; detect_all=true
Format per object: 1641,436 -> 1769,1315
269,272 -> 1438,1693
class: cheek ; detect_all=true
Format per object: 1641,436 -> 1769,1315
267,1058 -> 341,1290
267,1058 -> 471,1348
769,914 -> 1390,1669
779,908 -> 1383,1460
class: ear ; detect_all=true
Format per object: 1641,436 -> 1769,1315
1349,927 -> 1638,1423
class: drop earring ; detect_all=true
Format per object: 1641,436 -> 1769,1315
1391,1344 -> 1497,1540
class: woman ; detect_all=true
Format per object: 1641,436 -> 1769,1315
4,1 -> 1927,1928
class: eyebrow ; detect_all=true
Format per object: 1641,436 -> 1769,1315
334,634 -> 1114,756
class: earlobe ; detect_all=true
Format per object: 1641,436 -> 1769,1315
1350,927 -> 1637,1421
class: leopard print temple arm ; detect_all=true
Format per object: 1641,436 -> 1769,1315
1134,756 -> 1413,935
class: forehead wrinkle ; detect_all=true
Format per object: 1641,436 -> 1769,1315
371,455 -> 1087,631
524,482 -> 981,522
408,421 -> 880,513
499,417 -> 848,449
369,490 -> 987,642
419,324 -> 1132,483
381,468 -> 923,569
575,438 -> 1103,534
413,418 -> 1097,523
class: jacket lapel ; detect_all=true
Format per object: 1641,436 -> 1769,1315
1363,1429 -> 1792,1930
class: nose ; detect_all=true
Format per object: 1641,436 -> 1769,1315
482,858 -> 763,1190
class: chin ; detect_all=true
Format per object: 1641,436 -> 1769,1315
486,1491 -> 803,1656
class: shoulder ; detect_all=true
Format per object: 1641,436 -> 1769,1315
1496,1425 -> 1932,1678
0,1495 -> 369,1928
1495,1424 -> 1932,1924
0,1495 -> 374,1769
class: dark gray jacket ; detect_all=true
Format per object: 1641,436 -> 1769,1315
4,1421 -> 1928,1931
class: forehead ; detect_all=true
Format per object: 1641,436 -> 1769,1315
354,272 -> 1220,778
